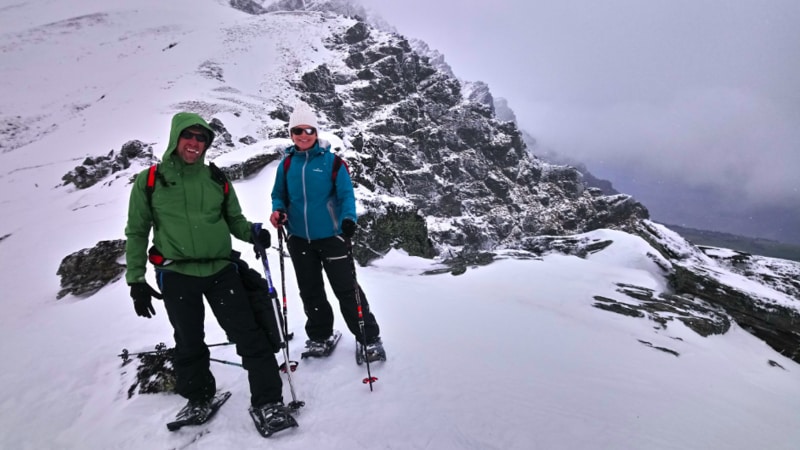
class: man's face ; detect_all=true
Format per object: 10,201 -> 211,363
290,125 -> 317,151
176,127 -> 209,164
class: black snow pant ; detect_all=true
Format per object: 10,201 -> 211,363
157,264 -> 282,407
287,235 -> 380,343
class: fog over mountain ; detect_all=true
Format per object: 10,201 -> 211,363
359,0 -> 800,245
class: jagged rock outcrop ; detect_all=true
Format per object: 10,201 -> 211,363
633,221 -> 800,363
62,140 -> 156,189
56,239 -> 126,299
354,205 -> 436,265
279,20 -> 649,262
208,118 -> 235,148
216,152 -> 283,182
593,285 -> 732,338
229,0 -> 267,15
68,116 -> 277,185
260,0 -> 368,17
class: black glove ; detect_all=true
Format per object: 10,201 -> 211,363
342,219 -> 357,238
129,282 -> 162,318
252,223 -> 271,258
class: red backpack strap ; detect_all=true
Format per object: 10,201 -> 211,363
281,155 -> 346,202
146,165 -> 157,188
282,156 -> 292,176
145,164 -> 158,206
331,155 -> 347,182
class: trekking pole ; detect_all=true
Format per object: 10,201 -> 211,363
209,357 -> 243,368
277,227 -> 294,342
253,224 -> 305,410
118,342 -> 234,363
270,227 -> 297,373
348,239 -> 378,391
118,342 -> 170,363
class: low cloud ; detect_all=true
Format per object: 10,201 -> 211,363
525,87 -> 800,209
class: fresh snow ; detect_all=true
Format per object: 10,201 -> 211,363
1,1 -> 799,449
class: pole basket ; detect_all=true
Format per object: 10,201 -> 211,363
280,361 -> 299,373
288,400 -> 306,411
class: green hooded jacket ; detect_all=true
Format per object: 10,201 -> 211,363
124,112 -> 254,284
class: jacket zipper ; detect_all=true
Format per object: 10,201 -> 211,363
301,152 -> 311,242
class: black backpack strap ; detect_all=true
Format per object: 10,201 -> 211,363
208,163 -> 230,220
208,163 -> 229,193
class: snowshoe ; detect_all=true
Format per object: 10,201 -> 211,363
300,330 -> 341,359
249,402 -> 299,437
167,391 -> 232,431
356,337 -> 386,365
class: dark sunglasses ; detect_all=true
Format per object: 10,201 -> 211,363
179,130 -> 209,143
291,127 -> 317,136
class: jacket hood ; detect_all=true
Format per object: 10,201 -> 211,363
163,112 -> 215,163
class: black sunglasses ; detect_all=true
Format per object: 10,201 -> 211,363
291,127 -> 317,136
179,130 -> 209,143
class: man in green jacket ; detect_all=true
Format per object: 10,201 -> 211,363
125,112 -> 296,435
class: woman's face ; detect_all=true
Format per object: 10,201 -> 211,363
290,125 -> 317,151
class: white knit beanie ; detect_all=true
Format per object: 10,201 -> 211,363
288,102 -> 319,129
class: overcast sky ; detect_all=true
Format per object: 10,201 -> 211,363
358,0 -> 800,241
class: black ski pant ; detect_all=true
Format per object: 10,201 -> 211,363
287,235 -> 380,343
157,264 -> 282,407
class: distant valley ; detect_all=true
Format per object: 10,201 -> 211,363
662,223 -> 800,262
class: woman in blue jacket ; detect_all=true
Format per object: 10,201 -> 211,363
270,102 -> 385,364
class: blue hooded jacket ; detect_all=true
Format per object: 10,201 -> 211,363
271,139 -> 357,240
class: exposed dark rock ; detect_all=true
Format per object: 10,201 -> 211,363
593,298 -> 645,318
439,251 -> 496,276
638,340 -> 680,357
301,64 -> 336,95
62,140 -> 156,189
634,220 -> 800,363
260,0 -> 369,18
287,24 -> 649,264
269,106 -> 290,122
344,22 -> 369,44
216,153 -> 283,181
56,239 -> 126,299
769,360 -> 786,370
208,118 -> 234,148
354,205 -> 436,266
228,0 -> 267,15
238,135 -> 257,145
520,235 -> 613,258
672,264 -> 800,361
121,342 -> 176,398
593,284 -> 731,338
